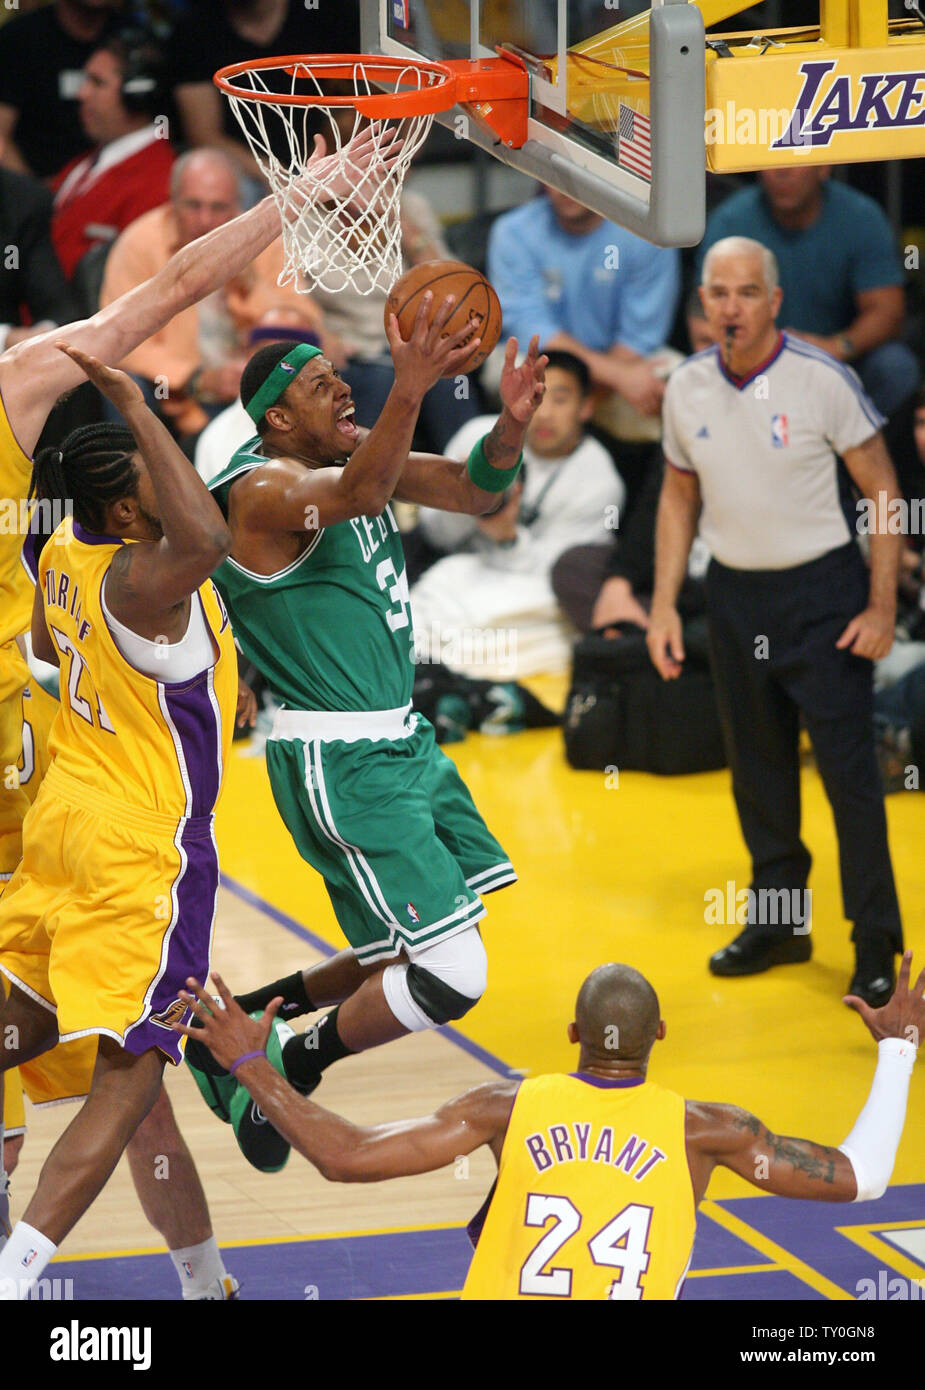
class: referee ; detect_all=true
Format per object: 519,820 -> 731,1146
647,237 -> 903,1007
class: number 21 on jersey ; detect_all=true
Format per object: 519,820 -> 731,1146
520,1194 -> 653,1299
49,626 -> 115,733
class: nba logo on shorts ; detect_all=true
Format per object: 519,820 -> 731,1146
771,414 -> 789,448
406,902 -> 420,923
392,0 -> 410,27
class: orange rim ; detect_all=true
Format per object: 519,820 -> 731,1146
213,52 -> 460,119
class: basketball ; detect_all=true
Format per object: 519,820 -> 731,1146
384,259 -> 502,375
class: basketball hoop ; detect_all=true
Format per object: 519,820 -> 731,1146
213,53 -> 527,296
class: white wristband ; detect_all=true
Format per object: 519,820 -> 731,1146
838,1037 -> 916,1202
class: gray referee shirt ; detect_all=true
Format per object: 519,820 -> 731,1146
662,332 -> 884,570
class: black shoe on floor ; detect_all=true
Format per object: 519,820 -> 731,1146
848,941 -> 897,1009
709,928 -> 812,977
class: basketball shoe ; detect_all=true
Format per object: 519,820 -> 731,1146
188,1274 -> 240,1301
229,1012 -> 296,1173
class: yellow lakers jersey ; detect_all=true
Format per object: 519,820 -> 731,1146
462,1073 -> 696,1300
0,389 -> 34,648
37,516 -> 237,817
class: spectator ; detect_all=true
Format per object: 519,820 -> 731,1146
0,155 -> 78,351
194,307 -> 322,484
409,350 -> 625,678
99,148 -> 324,438
0,0 -> 121,179
875,663 -> 925,794
51,30 -> 175,279
167,0 -> 360,186
487,185 -> 681,429
696,167 -> 920,418
552,290 -> 716,633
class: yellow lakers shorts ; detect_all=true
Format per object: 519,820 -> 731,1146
0,640 -> 31,880
0,763 -> 219,1068
2,663 -> 94,1123
3,1065 -> 25,1136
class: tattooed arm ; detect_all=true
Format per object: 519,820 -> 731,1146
684,1101 -> 857,1206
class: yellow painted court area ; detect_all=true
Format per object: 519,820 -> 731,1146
216,725 -> 925,1202
13,720 -> 923,1285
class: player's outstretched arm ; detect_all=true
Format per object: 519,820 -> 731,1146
687,951 -> 923,1206
0,130 -> 384,458
393,336 -> 547,514
175,973 -> 517,1180
685,1102 -> 858,1204
58,344 -> 230,626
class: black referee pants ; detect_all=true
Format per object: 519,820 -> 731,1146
705,542 -> 903,951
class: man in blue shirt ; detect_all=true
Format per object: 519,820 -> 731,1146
697,167 -> 919,417
488,185 -> 681,422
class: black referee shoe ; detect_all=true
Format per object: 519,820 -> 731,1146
709,928 -> 812,977
847,941 -> 896,1009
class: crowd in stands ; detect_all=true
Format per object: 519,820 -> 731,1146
1,0 -> 923,788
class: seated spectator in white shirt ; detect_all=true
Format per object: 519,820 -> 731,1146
409,351 -> 625,679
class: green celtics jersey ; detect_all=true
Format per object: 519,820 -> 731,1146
209,438 -> 415,712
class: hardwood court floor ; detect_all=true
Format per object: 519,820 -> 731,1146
14,722 -> 924,1294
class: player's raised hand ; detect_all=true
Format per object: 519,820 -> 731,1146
499,336 -> 548,424
174,973 -> 282,1072
54,342 -> 145,415
844,950 -> 924,1048
294,124 -> 403,212
385,290 -> 482,393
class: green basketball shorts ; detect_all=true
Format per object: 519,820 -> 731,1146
265,709 -> 516,963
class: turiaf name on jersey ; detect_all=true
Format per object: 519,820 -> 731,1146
771,60 -> 925,150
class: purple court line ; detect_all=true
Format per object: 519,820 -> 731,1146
219,873 -> 515,1079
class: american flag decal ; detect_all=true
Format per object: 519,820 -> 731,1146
618,103 -> 652,182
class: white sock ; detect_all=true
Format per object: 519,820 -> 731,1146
0,1221 -> 57,1300
170,1236 -> 226,1299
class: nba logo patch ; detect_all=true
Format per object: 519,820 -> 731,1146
771,414 -> 789,447
406,902 -> 420,923
280,360 -> 297,374
392,0 -> 410,27
182,1261 -> 193,1279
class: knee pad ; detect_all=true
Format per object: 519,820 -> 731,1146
383,928 -> 487,1031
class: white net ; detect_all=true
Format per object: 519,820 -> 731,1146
222,59 -> 443,295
